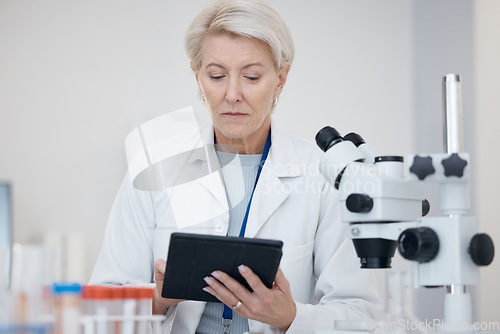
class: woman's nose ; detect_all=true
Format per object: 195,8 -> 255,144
225,77 -> 242,104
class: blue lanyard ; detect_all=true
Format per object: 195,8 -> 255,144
238,130 -> 271,238
217,130 -> 272,324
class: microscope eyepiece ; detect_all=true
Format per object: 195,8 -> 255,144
315,126 -> 343,152
343,133 -> 365,147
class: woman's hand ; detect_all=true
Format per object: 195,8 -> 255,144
203,265 -> 296,331
153,258 -> 184,315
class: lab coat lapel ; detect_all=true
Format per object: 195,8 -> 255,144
244,121 -> 302,238
188,123 -> 229,213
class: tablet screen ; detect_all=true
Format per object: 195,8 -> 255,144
161,232 -> 283,303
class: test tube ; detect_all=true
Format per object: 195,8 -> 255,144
52,282 -> 82,334
109,286 -> 124,334
82,285 -> 94,315
93,286 -> 113,334
135,287 -> 154,334
121,287 -> 137,334
11,244 -> 48,324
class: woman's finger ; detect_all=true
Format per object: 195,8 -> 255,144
203,274 -> 242,307
272,268 -> 290,292
238,265 -> 273,294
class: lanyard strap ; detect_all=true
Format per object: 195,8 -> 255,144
218,130 -> 272,326
238,130 -> 271,238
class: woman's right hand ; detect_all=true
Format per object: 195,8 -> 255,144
153,258 -> 184,314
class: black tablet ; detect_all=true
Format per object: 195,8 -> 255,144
161,232 -> 283,303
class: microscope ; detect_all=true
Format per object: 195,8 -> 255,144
315,74 -> 494,330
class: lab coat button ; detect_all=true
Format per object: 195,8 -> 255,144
215,224 -> 225,233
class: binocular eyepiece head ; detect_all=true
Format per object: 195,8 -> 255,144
315,126 -> 407,269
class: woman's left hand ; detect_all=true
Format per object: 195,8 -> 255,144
203,265 -> 296,331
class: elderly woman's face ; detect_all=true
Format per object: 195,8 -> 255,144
195,34 -> 288,144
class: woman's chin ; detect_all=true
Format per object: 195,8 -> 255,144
215,125 -> 252,140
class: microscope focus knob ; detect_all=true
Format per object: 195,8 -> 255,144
422,199 -> 431,216
346,193 -> 374,213
409,155 -> 435,180
398,227 -> 440,263
469,233 -> 495,266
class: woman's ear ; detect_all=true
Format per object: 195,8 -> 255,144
191,61 -> 199,82
275,63 -> 291,97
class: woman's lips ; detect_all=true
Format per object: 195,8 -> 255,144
221,112 -> 248,119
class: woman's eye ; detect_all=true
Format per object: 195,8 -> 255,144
210,75 -> 224,80
246,76 -> 259,81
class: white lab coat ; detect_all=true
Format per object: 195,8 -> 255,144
90,118 -> 382,334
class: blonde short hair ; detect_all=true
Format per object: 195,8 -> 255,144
185,0 -> 295,72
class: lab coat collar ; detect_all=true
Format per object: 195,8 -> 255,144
193,117 -> 304,238
245,118 -> 303,237
196,118 -> 302,177
267,118 -> 302,177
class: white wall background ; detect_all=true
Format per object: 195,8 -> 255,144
475,0 -> 500,323
0,0 -> 497,323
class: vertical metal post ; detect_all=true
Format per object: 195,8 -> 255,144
443,74 -> 463,153
442,74 -> 472,326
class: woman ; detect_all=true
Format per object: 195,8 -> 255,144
90,0 -> 382,333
